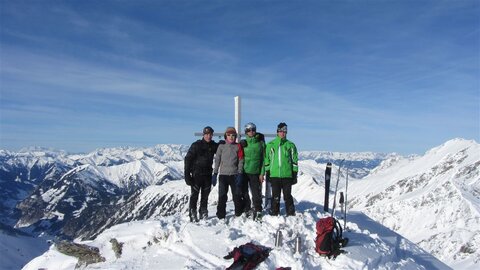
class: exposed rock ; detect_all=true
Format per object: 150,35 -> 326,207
56,240 -> 105,267
110,238 -> 123,258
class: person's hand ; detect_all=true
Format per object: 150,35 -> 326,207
259,174 -> 264,183
185,172 -> 193,186
292,171 -> 298,185
211,173 -> 218,186
235,174 -> 243,188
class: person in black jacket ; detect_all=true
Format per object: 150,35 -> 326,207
184,126 -> 218,222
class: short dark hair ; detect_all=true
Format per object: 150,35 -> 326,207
277,122 -> 287,132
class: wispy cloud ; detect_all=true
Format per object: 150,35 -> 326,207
1,0 -> 478,154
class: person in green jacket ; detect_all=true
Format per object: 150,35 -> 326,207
264,122 -> 298,216
239,122 -> 265,219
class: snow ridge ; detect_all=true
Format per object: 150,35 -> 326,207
23,204 -> 450,270
348,138 -> 480,269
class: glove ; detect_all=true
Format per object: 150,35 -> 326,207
211,173 -> 218,186
235,174 -> 243,188
292,171 -> 298,185
239,139 -> 247,148
185,172 -> 193,186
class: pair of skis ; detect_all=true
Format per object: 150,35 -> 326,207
323,160 -> 349,230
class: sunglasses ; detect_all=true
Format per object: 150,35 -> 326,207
277,127 -> 288,133
245,128 -> 256,133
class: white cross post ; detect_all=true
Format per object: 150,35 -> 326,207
194,96 -> 275,140
234,96 -> 241,142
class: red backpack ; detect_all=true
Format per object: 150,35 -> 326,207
315,216 -> 347,258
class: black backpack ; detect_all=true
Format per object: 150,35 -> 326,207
255,132 -> 265,143
224,242 -> 271,270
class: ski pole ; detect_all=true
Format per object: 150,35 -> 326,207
331,159 -> 345,216
344,167 -> 349,230
339,192 -> 344,216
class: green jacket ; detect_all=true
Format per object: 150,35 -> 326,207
264,136 -> 298,178
243,136 -> 265,175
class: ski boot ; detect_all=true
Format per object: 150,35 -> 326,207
189,209 -> 199,222
253,211 -> 263,221
199,210 -> 208,220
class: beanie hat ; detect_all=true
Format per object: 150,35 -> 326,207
224,127 -> 237,139
203,126 -> 214,135
277,122 -> 287,133
225,127 -> 237,134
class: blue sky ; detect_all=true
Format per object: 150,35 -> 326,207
1,0 -> 479,155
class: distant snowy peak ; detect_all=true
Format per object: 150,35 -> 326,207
17,146 -> 69,156
298,151 -> 401,179
1,144 -> 189,166
368,155 -> 411,175
71,144 -> 189,166
96,159 -> 183,189
425,138 -> 478,156
299,151 -> 396,161
152,144 -> 190,160
297,150 -> 403,171
0,148 -> 73,169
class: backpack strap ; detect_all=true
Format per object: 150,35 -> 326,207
240,139 -> 247,148
334,218 -> 343,240
237,143 -> 244,160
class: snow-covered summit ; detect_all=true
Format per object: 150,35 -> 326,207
23,202 -> 450,270
349,138 -> 480,269
425,138 -> 478,156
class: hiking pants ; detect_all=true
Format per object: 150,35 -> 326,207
242,173 -> 263,212
189,174 -> 211,216
264,174 -> 272,210
216,175 -> 243,218
270,177 -> 295,216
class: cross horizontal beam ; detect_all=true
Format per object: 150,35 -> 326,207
194,96 -> 276,140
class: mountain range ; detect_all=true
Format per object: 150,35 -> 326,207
1,138 -> 478,269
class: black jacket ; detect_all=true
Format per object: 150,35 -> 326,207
185,139 -> 218,176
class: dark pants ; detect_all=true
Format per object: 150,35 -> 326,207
270,178 -> 295,216
264,174 -> 272,210
189,174 -> 211,216
241,173 -> 263,212
216,175 -> 243,219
